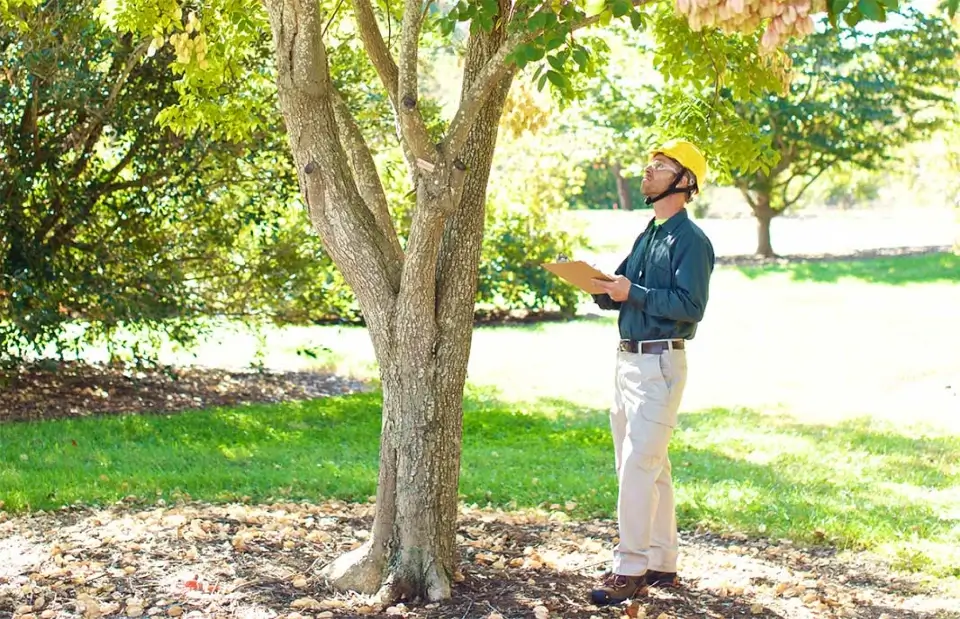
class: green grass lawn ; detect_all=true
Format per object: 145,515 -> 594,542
2,252 -> 959,583
737,251 -> 960,285
2,391 -> 958,579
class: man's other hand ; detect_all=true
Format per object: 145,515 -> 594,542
592,275 -> 632,302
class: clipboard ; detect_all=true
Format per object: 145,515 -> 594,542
541,260 -> 615,294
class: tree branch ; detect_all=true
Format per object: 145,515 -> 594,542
266,0 -> 403,333
349,0 -> 430,176
331,88 -> 405,263
781,158 -> 835,210
738,183 -> 758,211
443,30 -> 520,158
444,0 -> 651,158
396,0 -> 434,162
45,136 -> 170,255
351,0 -> 399,107
38,119 -> 151,245
63,38 -> 150,158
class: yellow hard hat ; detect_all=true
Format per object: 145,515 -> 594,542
651,139 -> 707,188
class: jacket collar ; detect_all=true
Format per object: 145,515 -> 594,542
649,208 -> 689,234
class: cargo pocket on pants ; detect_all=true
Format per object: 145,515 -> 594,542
637,353 -> 676,429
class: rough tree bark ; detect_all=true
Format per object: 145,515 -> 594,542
264,0 -> 514,603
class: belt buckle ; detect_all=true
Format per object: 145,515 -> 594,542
639,339 -> 682,354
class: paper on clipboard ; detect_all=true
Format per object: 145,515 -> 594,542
541,260 -> 615,294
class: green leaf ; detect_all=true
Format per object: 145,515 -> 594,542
537,72 -> 549,91
879,0 -> 898,9
584,0 -> 605,18
611,0 -> 631,18
547,54 -> 564,71
545,69 -> 570,91
831,0 -> 852,14
544,34 -> 566,52
629,10 -> 645,30
843,7 -> 863,25
527,11 -> 547,32
572,48 -> 589,70
857,0 -> 885,21
507,48 -> 528,70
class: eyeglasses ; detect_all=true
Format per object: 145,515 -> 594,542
646,160 -> 681,174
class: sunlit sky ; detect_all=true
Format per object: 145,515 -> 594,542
851,0 -> 944,33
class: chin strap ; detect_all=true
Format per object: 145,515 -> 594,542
644,170 -> 698,206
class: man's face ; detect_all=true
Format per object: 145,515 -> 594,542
641,154 -> 686,197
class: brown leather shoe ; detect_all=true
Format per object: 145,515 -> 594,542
590,573 -> 647,605
645,570 -> 680,588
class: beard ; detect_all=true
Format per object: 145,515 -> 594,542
641,175 -> 662,197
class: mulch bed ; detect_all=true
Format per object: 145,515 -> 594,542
0,362 -> 369,424
1,501 -> 957,619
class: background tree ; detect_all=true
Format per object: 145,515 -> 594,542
0,0 -> 308,363
95,0 -> 902,603
732,9 -> 960,257
0,0 -> 581,364
568,27 -> 658,211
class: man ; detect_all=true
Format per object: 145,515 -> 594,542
588,139 -> 716,605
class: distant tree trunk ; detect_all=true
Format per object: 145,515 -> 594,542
954,203 -> 959,256
612,161 -> 632,211
754,191 -> 776,258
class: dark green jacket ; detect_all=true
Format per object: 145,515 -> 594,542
594,209 -> 715,341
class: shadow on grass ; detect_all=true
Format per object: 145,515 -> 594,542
733,251 -> 959,285
2,390 -> 958,578
679,407 -> 960,490
472,311 -> 614,332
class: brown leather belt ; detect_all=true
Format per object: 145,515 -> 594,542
619,339 -> 685,354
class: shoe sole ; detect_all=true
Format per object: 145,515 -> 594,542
590,586 -> 649,605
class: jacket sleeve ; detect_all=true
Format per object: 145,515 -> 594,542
625,234 -> 715,322
592,255 -> 629,311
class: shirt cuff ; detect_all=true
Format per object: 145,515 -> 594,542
628,284 -> 648,308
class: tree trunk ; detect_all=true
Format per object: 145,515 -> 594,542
612,160 -> 632,211
265,0 -> 513,603
954,203 -> 959,256
754,191 -> 776,258
323,82 -> 512,604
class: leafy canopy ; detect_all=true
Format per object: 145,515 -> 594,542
735,8 -> 960,214
89,0 -> 853,183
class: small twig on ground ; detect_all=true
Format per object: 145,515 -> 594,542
573,558 -> 610,572
459,600 -> 474,619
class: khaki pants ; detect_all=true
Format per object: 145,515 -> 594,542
610,347 -> 688,576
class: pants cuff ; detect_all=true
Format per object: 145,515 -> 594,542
613,552 -> 648,576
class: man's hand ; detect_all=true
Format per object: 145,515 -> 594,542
592,275 -> 632,302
